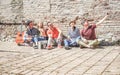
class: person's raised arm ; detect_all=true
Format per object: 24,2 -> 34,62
96,13 -> 109,26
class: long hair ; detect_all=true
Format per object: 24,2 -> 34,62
38,22 -> 44,28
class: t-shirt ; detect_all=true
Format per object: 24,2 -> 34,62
27,27 -> 40,37
47,27 -> 59,39
68,27 -> 80,39
81,24 -> 96,40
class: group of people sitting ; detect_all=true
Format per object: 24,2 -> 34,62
19,14 -> 108,50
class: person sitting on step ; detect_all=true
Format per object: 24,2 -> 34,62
64,21 -> 81,50
77,13 -> 109,49
46,22 -> 63,50
26,20 -> 40,49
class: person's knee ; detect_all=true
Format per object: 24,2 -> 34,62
64,39 -> 69,46
78,40 -> 85,45
33,37 -> 38,42
64,39 -> 67,42
76,37 -> 81,43
76,39 -> 79,43
94,39 -> 99,46
93,39 -> 99,45
64,39 -> 69,44
76,39 -> 82,44
48,37 -> 52,40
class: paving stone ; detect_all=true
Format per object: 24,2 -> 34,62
0,42 -> 120,75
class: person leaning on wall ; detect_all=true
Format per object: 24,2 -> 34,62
77,13 -> 109,49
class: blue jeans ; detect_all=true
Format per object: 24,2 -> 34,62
32,36 -> 48,43
64,36 -> 80,47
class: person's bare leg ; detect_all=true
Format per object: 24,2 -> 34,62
47,37 -> 53,49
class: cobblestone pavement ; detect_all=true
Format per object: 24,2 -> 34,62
0,42 -> 120,75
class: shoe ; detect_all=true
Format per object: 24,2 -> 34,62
33,45 -> 38,49
47,45 -> 53,50
80,45 -> 83,49
17,43 -> 22,46
65,46 -> 71,50
17,43 -> 24,46
29,42 -> 33,47
89,46 -> 95,49
57,45 -> 63,48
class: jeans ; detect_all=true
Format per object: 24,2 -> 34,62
32,36 -> 48,43
47,37 -> 62,47
64,36 -> 81,47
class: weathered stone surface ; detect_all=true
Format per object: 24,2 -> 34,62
0,42 -> 120,75
0,0 -> 120,41
0,25 -> 17,42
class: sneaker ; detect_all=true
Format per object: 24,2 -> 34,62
65,46 -> 71,50
57,45 -> 63,48
29,42 -> 33,47
17,43 -> 24,46
33,45 -> 38,49
80,45 -> 83,49
89,46 -> 95,49
17,43 -> 22,46
47,45 -> 53,50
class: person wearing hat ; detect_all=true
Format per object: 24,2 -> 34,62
26,20 -> 40,49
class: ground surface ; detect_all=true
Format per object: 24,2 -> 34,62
0,42 -> 120,75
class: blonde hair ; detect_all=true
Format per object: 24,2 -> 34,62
38,22 -> 44,28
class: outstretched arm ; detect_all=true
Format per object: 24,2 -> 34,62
96,13 -> 109,26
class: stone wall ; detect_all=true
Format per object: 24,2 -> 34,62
0,0 -> 120,41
